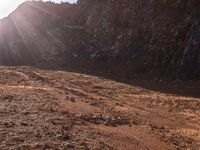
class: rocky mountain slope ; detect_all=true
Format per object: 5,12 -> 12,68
0,0 -> 199,79
0,1 -> 199,149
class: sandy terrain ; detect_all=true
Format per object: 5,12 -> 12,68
0,66 -> 199,150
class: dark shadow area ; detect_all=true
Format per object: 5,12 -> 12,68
35,64 -> 200,98
1,62 -> 200,98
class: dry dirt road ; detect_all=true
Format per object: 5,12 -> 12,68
0,66 -> 199,150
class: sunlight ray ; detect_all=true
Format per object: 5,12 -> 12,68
27,2 -> 59,19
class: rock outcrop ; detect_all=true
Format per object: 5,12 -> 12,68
0,0 -> 199,79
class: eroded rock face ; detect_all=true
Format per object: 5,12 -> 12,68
0,0 -> 199,79
68,0 -> 200,79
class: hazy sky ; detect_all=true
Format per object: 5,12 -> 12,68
0,0 -> 77,18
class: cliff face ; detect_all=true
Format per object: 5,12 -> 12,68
67,0 -> 200,79
0,0 -> 199,79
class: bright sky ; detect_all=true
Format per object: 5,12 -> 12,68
0,0 -> 77,18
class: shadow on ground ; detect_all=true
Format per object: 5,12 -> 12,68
39,64 -> 200,98
2,64 -> 200,98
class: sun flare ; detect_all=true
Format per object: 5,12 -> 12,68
0,0 -> 76,19
0,0 -> 23,18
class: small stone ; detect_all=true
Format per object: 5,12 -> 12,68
62,131 -> 71,141
63,135 -> 70,141
21,122 -> 30,126
3,95 -> 13,100
65,144 -> 75,149
70,97 -> 76,102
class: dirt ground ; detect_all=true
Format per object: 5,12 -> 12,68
0,66 -> 199,150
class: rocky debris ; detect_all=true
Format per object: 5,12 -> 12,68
69,97 -> 76,102
150,125 -> 200,150
0,66 -> 199,149
20,121 -> 32,127
77,113 -> 140,127
146,98 -> 200,112
0,122 -> 16,128
2,95 -> 14,101
57,131 -> 72,141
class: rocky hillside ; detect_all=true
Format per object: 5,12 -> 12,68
0,1 -> 76,66
0,0 -> 199,79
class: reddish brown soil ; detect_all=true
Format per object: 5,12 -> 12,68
0,66 -> 199,150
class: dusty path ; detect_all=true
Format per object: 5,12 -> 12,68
0,66 -> 199,150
